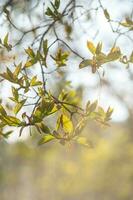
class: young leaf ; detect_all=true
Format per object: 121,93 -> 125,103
25,47 -> 35,58
38,134 -> 55,145
105,107 -> 113,121
14,62 -> 22,77
55,0 -> 60,9
107,47 -> 121,61
24,59 -> 37,68
87,100 -> 98,114
45,7 -> 54,17
60,114 -> 73,134
30,76 -> 42,86
4,33 -> 9,46
1,115 -> 22,126
79,59 -> 92,68
38,123 -> 51,134
104,9 -> 110,20
3,33 -> 12,51
12,87 -> 19,101
43,40 -> 48,56
96,42 -> 102,54
14,99 -> 26,115
0,105 -> 7,116
51,48 -> 69,67
87,41 -> 96,55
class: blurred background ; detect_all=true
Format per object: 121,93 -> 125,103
0,0 -> 133,199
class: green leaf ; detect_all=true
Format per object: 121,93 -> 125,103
3,33 -> 12,51
43,40 -> 48,56
32,100 -> 55,123
36,50 -> 43,60
38,123 -> 51,134
105,107 -> 113,121
25,47 -> 35,58
0,115 -> 22,126
55,0 -> 60,9
24,59 -> 37,68
87,41 -> 96,55
45,7 -> 54,17
104,9 -> 110,20
38,134 -> 55,145
79,59 -> 92,68
75,118 -> 86,136
87,100 -> 98,114
57,114 -> 73,134
96,53 -> 107,64
7,68 -> 13,79
107,47 -> 121,61
107,52 -> 121,61
32,108 -> 43,123
4,33 -> 9,46
12,87 -> 19,101
42,100 -> 55,113
14,99 -> 26,115
0,105 -> 7,116
52,48 -> 69,67
30,76 -> 42,86
96,42 -> 102,54
13,62 -> 22,77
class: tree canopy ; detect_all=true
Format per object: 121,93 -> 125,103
0,0 -> 133,146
